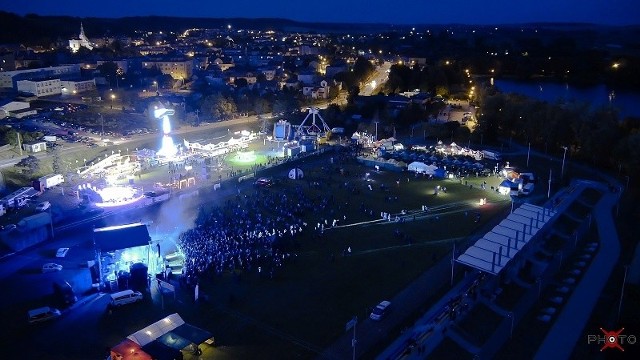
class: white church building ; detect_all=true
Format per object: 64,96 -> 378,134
69,23 -> 94,53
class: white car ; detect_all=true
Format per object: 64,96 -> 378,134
42,263 -> 63,273
35,201 -> 51,211
28,307 -> 61,324
370,300 -> 391,321
110,290 -> 144,307
56,248 -> 69,258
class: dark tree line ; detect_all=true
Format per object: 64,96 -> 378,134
476,90 -> 640,177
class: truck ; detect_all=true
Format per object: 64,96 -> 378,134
43,135 -> 57,142
482,150 -> 502,161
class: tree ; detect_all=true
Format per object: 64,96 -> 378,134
51,147 -> 62,174
253,97 -> 271,115
96,61 -> 118,86
347,85 -> 360,104
272,93 -> 300,116
200,93 -> 238,120
15,155 -> 40,177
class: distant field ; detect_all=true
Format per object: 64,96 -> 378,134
178,152 -> 511,359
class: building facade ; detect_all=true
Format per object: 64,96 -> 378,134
17,79 -> 62,97
60,79 -> 97,94
142,59 -> 193,80
0,64 -> 81,88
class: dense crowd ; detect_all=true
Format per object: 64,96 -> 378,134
178,185 -> 319,283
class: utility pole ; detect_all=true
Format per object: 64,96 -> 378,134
561,146 -> 568,180
17,131 -> 23,156
547,168 -> 552,199
99,113 -> 104,140
618,265 -> 629,322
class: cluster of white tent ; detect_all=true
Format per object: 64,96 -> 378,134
434,141 -> 484,160
407,161 -> 439,175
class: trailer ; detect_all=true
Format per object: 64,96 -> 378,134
39,174 -> 64,189
43,135 -> 57,142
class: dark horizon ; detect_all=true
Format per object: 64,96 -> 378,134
1,0 -> 639,26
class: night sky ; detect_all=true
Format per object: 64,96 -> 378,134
1,0 -> 638,25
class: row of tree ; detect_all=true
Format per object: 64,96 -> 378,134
475,88 -> 640,177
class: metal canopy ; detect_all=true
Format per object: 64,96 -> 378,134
456,203 -> 557,275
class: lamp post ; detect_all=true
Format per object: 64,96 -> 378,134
547,168 -> 552,199
618,265 -> 629,322
527,142 -> 531,167
100,113 -> 104,139
508,312 -> 514,338
110,93 -> 116,109
374,121 -> 378,141
561,146 -> 568,180
153,81 -> 158,94
625,176 -> 630,191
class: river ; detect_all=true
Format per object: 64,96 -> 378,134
491,78 -> 640,119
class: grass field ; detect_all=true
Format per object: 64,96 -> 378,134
171,151 -> 511,358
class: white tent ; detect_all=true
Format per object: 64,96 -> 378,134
408,161 -> 438,175
127,313 -> 185,346
288,168 -> 304,180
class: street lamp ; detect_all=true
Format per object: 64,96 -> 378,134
625,176 -> 630,191
110,93 -> 116,109
508,312 -> 514,338
153,81 -> 158,94
561,146 -> 568,180
374,121 -> 378,141
99,113 -> 104,139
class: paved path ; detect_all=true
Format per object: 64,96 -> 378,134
318,250 -> 452,359
534,181 -> 621,360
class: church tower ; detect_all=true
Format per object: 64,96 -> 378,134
69,22 -> 94,53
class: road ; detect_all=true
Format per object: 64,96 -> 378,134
360,62 -> 392,96
0,116 -> 262,169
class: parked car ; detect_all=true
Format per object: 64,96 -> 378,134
35,201 -> 51,211
56,248 -> 69,258
52,280 -> 77,306
254,177 -> 273,187
0,224 -> 17,232
109,290 -> 144,307
28,307 -> 61,324
370,300 -> 391,321
42,263 -> 63,273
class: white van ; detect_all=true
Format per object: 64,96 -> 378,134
28,306 -> 61,324
110,290 -> 143,307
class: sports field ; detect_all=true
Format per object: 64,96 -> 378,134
174,149 -> 511,359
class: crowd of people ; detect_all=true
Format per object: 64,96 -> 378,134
178,185 -> 318,284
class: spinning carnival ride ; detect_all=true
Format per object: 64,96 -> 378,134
293,107 -> 331,140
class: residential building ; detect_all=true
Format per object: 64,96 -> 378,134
23,141 -> 47,153
0,65 -> 81,88
17,79 -> 61,97
297,71 -> 316,85
0,52 -> 15,72
0,101 -> 33,119
60,79 -> 97,94
142,58 -> 194,80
